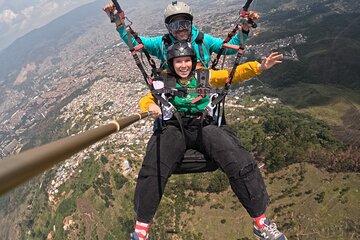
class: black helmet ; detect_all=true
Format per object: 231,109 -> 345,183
166,41 -> 197,74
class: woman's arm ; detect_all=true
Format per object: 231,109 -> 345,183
209,61 -> 260,87
139,92 -> 162,118
209,52 -> 283,87
139,92 -> 155,112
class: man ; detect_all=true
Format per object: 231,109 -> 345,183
103,1 -> 258,68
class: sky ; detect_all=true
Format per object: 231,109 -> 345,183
0,0 -> 95,51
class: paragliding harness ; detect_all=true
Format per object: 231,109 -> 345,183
150,70 -> 224,174
110,0 -> 255,174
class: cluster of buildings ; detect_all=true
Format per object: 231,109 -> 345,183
227,85 -> 281,110
0,40 -> 140,159
48,158 -> 82,205
46,72 -> 153,204
0,1 -> 300,210
248,33 -> 307,61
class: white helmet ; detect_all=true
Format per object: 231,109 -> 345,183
164,1 -> 193,24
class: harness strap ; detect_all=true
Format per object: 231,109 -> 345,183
153,87 -> 224,98
195,32 -> 205,64
211,24 -> 241,70
162,34 -> 172,47
126,26 -> 158,77
152,90 -> 187,144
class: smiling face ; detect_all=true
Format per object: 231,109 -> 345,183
171,26 -> 191,41
167,15 -> 191,41
173,56 -> 193,78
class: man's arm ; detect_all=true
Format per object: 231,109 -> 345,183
204,11 -> 260,55
104,2 -> 165,62
203,32 -> 247,56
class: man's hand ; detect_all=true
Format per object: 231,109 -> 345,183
103,2 -> 122,27
103,3 -> 117,17
259,52 -> 283,71
248,11 -> 260,22
241,11 -> 260,31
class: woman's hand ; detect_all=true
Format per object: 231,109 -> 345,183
148,104 -> 162,118
259,52 -> 283,71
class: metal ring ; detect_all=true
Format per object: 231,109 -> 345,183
109,120 -> 121,132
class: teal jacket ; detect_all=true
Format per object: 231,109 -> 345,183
116,25 -> 248,68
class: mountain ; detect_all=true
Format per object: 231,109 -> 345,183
254,0 -> 360,88
0,1 -> 100,84
0,0 -> 166,85
0,0 -> 359,239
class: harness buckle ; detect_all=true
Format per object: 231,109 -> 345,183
164,102 -> 177,114
196,87 -> 210,96
203,93 -> 218,114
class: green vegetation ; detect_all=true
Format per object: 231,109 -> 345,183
229,104 -> 344,172
7,2 -> 360,238
206,171 -> 229,193
77,158 -> 102,193
256,0 -> 360,90
113,172 -> 128,190
254,83 -> 360,126
53,196 -> 77,240
265,164 -> 360,239
0,194 -> 10,215
100,155 -> 109,164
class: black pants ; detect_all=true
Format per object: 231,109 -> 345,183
134,123 -> 269,223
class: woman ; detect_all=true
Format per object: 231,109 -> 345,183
131,41 -> 286,240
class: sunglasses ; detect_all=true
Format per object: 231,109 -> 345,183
166,19 -> 192,32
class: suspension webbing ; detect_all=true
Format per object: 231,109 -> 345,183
210,24 -> 242,70
211,0 -> 257,70
208,0 -> 258,125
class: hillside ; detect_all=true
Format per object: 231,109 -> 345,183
0,0 -> 359,239
250,0 -> 360,147
171,163 -> 360,239
253,0 -> 360,89
2,95 -> 359,240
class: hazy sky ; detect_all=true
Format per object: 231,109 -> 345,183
0,0 -> 95,51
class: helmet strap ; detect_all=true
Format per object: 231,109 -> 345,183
187,30 -> 192,42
